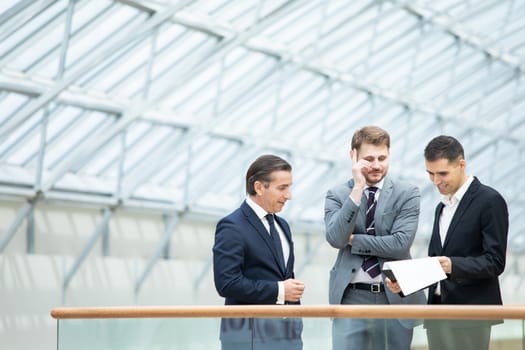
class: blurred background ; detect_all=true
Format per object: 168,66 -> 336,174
1,0 -> 524,349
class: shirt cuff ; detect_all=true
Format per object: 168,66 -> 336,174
349,193 -> 360,206
276,281 -> 285,304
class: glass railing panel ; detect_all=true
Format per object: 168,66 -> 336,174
411,320 -> 524,350
56,317 -> 524,350
58,318 -> 222,350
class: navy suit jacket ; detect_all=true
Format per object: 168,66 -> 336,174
213,200 -> 296,305
213,201 -> 302,349
428,177 -> 509,306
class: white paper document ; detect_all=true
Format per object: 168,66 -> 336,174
382,257 -> 447,297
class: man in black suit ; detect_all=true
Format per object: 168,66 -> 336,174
389,135 -> 508,350
213,154 -> 305,350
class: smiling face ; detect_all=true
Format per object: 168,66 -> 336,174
357,142 -> 390,185
252,170 -> 292,214
425,157 -> 467,197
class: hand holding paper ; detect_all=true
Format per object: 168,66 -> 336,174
382,257 -> 447,297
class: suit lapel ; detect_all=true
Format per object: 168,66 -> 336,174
430,203 -> 444,254
349,179 -> 368,231
241,201 -> 286,275
374,178 -> 393,235
275,215 -> 292,274
442,178 -> 479,250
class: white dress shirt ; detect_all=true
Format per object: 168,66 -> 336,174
351,179 -> 384,283
435,175 -> 473,295
246,196 -> 289,304
439,175 -> 474,245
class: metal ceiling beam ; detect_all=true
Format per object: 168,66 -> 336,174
0,0 -> 197,142
120,129 -> 189,199
1,67 -> 521,205
62,207 -> 112,292
1,0 -> 523,224
0,0 -> 56,44
115,0 -> 156,14
0,2 -> 73,70
400,1 -> 521,70
2,1 -> 521,148
0,200 -> 34,253
134,214 -> 179,295
38,0 -> 308,194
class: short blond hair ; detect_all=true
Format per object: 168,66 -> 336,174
351,126 -> 390,151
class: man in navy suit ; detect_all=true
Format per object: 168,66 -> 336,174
213,154 -> 305,350
388,135 -> 509,350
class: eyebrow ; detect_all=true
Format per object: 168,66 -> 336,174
426,170 -> 449,175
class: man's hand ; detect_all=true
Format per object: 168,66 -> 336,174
385,277 -> 401,294
284,279 -> 305,302
437,256 -> 452,274
349,149 -> 369,203
351,148 -> 375,187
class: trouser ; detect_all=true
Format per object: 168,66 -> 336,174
426,294 -> 491,350
426,320 -> 491,350
220,317 -> 303,350
332,285 -> 413,350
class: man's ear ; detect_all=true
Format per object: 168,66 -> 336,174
253,180 -> 263,196
459,159 -> 466,169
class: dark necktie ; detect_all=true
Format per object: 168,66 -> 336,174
265,214 -> 285,271
361,186 -> 381,277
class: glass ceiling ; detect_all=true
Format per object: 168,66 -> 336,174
1,0 -> 525,254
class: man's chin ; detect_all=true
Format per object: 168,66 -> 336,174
436,188 -> 449,195
366,174 -> 384,184
275,204 -> 285,212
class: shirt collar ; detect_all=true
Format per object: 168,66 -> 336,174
441,175 -> 473,207
366,178 -> 385,192
246,196 -> 269,220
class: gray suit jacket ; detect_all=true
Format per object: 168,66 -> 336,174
324,176 -> 426,326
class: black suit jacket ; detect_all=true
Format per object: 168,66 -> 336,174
428,177 -> 508,305
213,201 -> 302,349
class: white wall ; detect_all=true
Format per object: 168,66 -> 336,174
1,199 -> 521,349
0,199 -> 334,349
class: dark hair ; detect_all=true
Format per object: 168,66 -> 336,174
246,154 -> 292,195
424,135 -> 464,162
351,126 -> 390,150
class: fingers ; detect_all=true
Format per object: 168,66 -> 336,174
385,278 -> 401,293
284,279 -> 305,302
291,279 -> 305,291
293,280 -> 305,296
437,256 -> 452,273
351,148 -> 372,177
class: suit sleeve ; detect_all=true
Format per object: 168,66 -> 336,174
351,185 -> 421,259
213,218 -> 278,304
324,188 -> 360,249
449,191 -> 508,279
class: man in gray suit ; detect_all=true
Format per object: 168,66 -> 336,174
324,126 -> 426,350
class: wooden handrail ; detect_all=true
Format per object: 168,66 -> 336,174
51,304 -> 525,320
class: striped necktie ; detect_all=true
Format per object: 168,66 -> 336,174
361,186 -> 380,277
